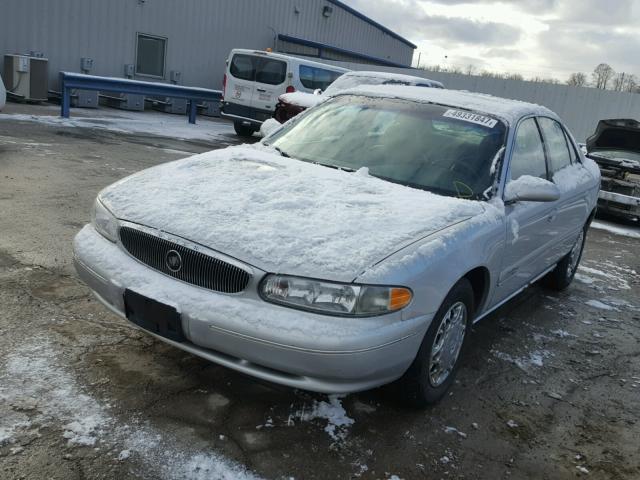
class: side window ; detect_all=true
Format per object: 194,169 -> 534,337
299,66 -> 342,90
229,55 -> 255,81
538,117 -> 573,173
509,118 -> 548,180
256,59 -> 286,85
563,130 -> 580,163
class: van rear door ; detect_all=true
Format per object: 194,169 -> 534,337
227,53 -> 257,109
252,56 -> 288,115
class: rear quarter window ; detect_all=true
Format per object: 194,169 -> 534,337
299,66 -> 343,90
230,54 -> 255,81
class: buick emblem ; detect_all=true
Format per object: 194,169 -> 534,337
165,250 -> 183,273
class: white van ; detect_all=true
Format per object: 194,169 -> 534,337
220,49 -> 348,136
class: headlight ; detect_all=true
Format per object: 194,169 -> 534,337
92,197 -> 118,242
260,274 -> 412,316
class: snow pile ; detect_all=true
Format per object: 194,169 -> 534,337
0,110 -> 234,142
0,339 -> 110,447
259,118 -> 282,137
294,395 -> 354,442
491,349 -> 553,371
585,299 -> 618,311
99,143 -> 484,282
579,264 -> 631,290
0,338 -> 262,479
504,175 -> 555,200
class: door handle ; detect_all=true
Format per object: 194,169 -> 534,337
256,88 -> 267,93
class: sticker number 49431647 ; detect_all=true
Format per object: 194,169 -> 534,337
443,109 -> 498,128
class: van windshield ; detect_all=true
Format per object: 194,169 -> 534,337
265,95 -> 507,199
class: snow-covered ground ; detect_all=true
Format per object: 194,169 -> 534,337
591,220 -> 640,239
0,108 -> 234,142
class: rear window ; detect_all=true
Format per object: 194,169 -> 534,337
256,58 -> 287,85
299,66 -> 343,90
229,54 -> 255,81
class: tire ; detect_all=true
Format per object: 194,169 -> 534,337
233,122 -> 255,137
399,278 -> 474,407
542,225 -> 587,291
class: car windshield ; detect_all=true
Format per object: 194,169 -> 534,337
266,95 -> 507,199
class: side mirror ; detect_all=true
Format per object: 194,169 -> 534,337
504,176 -> 561,204
313,88 -> 323,95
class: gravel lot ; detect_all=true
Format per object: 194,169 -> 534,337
1,103 -> 639,480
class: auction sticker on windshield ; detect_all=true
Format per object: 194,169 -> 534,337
443,109 -> 498,128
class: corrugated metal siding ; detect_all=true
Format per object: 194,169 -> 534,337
315,59 -> 640,142
0,0 -> 414,90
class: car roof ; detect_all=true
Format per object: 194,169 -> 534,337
342,70 -> 443,87
229,49 -> 350,72
336,84 -> 558,125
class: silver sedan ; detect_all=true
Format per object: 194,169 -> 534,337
73,86 -> 600,406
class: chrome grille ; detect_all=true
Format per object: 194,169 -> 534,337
119,226 -> 250,294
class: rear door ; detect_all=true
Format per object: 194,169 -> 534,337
227,53 -> 257,108
252,56 -> 288,113
538,117 -> 590,261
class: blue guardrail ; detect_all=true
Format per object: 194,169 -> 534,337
60,72 -> 222,124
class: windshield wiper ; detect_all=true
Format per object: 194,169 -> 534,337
313,162 -> 355,172
273,146 -> 290,158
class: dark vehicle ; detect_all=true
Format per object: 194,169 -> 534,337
586,119 -> 640,221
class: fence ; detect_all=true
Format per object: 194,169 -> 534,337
317,60 -> 640,141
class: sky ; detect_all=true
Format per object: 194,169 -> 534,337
342,0 -> 640,81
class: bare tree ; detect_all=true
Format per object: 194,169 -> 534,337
592,63 -> 615,89
612,72 -> 628,91
506,73 -> 524,81
465,64 -> 477,76
624,74 -> 638,93
566,72 -> 587,87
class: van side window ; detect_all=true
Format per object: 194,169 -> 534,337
230,55 -> 255,81
538,117 -> 573,174
509,118 -> 548,180
299,66 -> 343,90
256,59 -> 286,85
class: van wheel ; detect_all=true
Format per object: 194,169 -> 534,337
543,226 -> 587,291
234,122 -> 255,137
399,279 -> 474,407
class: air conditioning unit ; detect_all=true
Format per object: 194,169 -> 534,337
3,54 -> 48,102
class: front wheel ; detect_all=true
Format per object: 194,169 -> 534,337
233,122 -> 256,137
399,279 -> 474,407
543,226 -> 586,291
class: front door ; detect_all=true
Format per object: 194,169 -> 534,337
494,117 -> 556,303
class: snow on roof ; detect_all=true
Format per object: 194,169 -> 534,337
338,85 -> 557,124
343,70 -> 441,85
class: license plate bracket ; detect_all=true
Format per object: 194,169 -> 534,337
124,289 -> 185,342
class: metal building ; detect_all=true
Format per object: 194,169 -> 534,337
0,0 -> 416,92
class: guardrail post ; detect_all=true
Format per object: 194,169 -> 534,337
60,74 -> 70,118
188,99 -> 197,124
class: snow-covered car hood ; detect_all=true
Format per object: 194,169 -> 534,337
99,145 -> 485,282
279,91 -> 323,109
586,119 -> 640,155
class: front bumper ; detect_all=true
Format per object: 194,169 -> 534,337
220,102 -> 273,128
73,225 -> 431,393
598,189 -> 640,219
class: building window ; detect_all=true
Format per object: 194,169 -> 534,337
135,33 -> 166,78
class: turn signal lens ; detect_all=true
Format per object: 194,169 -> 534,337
390,288 -> 413,310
